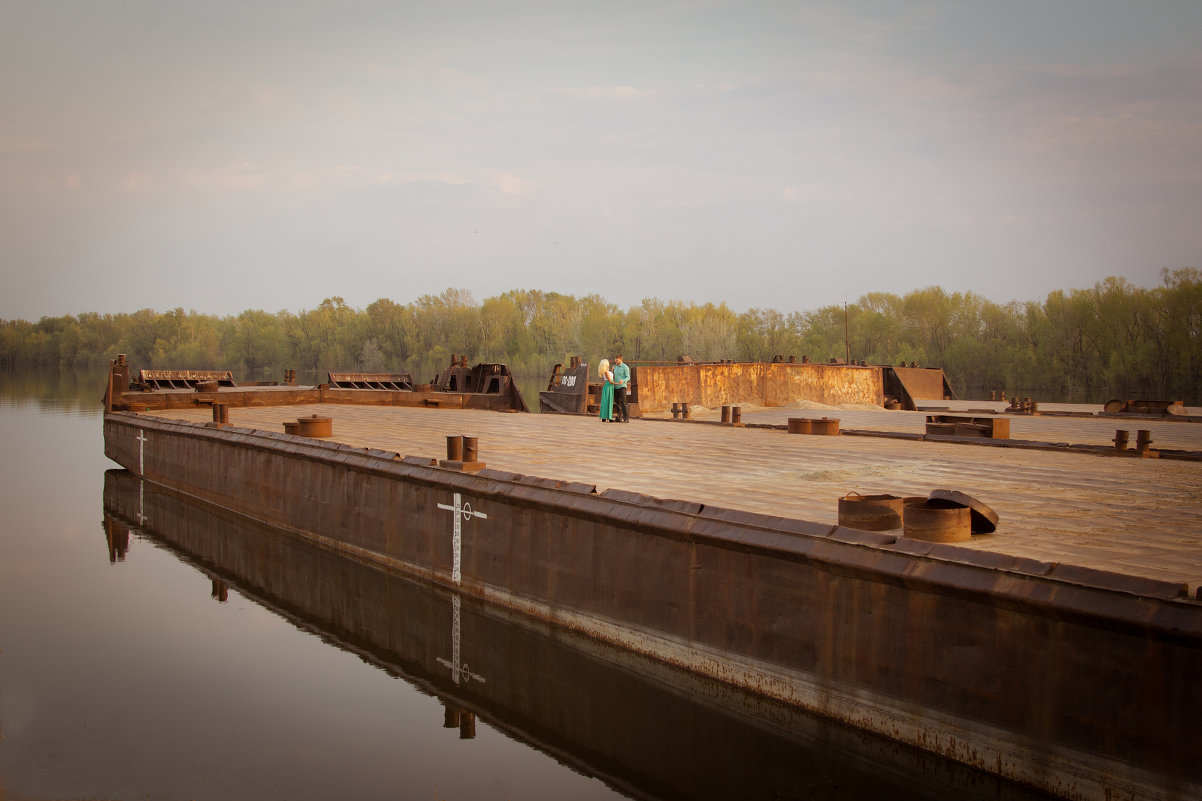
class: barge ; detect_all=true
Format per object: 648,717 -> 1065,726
106,354 -> 529,413
101,357 -> 1202,801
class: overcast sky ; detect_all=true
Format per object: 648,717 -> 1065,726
2,0 -> 1200,320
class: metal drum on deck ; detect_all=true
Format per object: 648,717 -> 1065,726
838,493 -> 904,530
296,415 -> 333,437
812,417 -> 840,435
787,418 -> 812,434
903,499 -> 971,543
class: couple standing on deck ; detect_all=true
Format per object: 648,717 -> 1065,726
598,355 -> 629,423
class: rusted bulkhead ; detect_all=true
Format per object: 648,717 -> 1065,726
104,469 -> 1065,800
539,359 -> 591,414
103,411 -> 1201,801
633,362 -> 887,412
884,365 -> 957,407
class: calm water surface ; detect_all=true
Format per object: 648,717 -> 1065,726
0,369 -> 1054,801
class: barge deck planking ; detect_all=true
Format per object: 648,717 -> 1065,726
145,399 -> 1202,591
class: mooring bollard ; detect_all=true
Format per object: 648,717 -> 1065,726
721,405 -> 732,424
1136,429 -> 1153,452
1114,429 -> 1130,451
680,402 -> 691,420
212,403 -> 229,425
670,402 -> 681,420
440,434 -> 486,471
731,406 -> 742,425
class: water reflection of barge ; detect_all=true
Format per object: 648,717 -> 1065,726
100,357 -> 1202,801
103,469 -> 1057,801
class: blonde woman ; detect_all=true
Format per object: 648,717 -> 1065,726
598,358 -> 616,422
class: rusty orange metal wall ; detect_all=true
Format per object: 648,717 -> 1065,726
103,411 -> 1201,801
635,363 -> 884,412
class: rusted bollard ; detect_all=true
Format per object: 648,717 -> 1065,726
441,434 -> 486,471
1136,429 -> 1153,452
212,403 -> 229,425
1114,429 -> 1130,451
721,405 -> 732,424
731,406 -> 742,425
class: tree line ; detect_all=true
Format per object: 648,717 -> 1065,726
2,269 -> 1199,404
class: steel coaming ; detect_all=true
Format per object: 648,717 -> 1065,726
103,410 -> 1202,801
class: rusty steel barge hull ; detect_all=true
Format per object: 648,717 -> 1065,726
102,402 -> 1201,801
104,469 -> 1066,801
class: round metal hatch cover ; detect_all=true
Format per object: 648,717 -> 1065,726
928,489 -> 999,534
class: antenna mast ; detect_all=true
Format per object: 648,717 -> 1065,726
844,300 -> 850,364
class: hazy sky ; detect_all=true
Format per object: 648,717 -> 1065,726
3,1 -> 1200,320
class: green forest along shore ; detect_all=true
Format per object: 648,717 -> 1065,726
3,269 -> 1199,404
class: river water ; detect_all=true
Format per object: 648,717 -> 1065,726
0,368 -> 1055,801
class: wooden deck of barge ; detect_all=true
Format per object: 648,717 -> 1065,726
145,397 -> 1202,593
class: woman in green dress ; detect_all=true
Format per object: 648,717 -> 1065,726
598,358 -> 615,422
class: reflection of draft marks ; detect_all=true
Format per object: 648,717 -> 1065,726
136,430 -> 150,529
437,492 -> 488,585
436,596 -> 486,687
